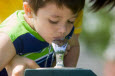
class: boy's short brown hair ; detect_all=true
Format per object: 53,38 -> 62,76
23,0 -> 85,14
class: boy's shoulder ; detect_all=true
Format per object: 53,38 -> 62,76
0,10 -> 28,42
0,10 -> 23,31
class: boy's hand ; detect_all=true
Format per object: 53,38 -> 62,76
64,34 -> 80,67
5,55 -> 40,76
64,44 -> 70,56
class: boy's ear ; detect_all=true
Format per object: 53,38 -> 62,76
23,2 -> 33,18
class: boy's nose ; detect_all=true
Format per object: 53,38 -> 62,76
58,26 -> 66,36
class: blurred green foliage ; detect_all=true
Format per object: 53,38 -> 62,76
79,2 -> 114,56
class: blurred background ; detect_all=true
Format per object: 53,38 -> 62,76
0,0 -> 115,76
77,1 -> 115,76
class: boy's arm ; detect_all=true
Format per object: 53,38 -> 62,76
0,33 -> 16,71
0,33 -> 40,76
6,55 -> 40,76
64,33 -> 80,67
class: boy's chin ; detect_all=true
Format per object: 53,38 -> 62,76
45,40 -> 52,44
49,41 -> 54,44
48,42 -> 52,44
45,38 -> 55,44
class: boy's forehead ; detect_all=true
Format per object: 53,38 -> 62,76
37,3 -> 78,18
38,3 -> 71,13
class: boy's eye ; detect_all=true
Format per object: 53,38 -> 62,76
48,19 -> 59,24
68,20 -> 74,24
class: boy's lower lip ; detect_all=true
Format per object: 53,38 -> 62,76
53,37 -> 64,40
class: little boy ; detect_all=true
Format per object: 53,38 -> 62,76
0,0 -> 85,76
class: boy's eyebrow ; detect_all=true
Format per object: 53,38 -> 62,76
68,15 -> 77,20
71,15 -> 78,18
50,14 -> 77,18
51,15 -> 62,18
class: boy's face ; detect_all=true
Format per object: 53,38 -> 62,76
32,3 -> 77,44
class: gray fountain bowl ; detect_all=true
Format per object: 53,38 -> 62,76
24,68 -> 97,76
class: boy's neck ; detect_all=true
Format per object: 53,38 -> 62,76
23,14 -> 35,30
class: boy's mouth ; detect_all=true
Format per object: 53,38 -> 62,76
53,37 -> 64,41
52,38 -> 68,46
